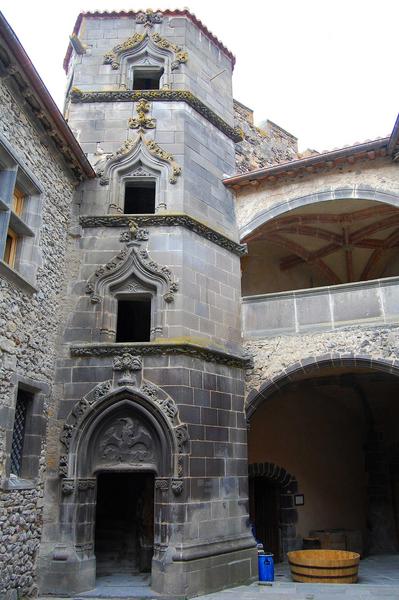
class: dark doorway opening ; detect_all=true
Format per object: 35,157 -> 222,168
250,477 -> 281,560
132,68 -> 163,90
124,181 -> 156,214
95,472 -> 154,575
116,298 -> 151,343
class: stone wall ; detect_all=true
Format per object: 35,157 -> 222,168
0,74 -> 77,599
233,100 -> 298,174
235,157 -> 399,235
244,324 -> 399,397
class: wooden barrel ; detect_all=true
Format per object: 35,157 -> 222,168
287,549 -> 360,584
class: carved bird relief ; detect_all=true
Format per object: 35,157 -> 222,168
100,417 -> 153,462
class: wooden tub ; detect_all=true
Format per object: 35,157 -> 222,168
287,549 -> 360,583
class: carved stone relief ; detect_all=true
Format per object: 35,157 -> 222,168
119,219 -> 149,243
59,373 -> 189,486
113,353 -> 143,386
128,99 -> 156,130
99,417 -> 153,463
135,9 -> 163,27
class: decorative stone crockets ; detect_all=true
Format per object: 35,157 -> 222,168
85,245 -> 178,305
94,131 -> 181,186
103,31 -> 188,71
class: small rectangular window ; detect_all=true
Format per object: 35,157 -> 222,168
4,228 -> 18,268
132,68 -> 163,90
116,298 -> 151,342
12,186 -> 24,216
10,389 -> 32,477
124,181 -> 156,214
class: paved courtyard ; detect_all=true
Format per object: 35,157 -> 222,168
44,554 -> 399,600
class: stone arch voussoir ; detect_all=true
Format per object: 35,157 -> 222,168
246,353 -> 399,420
240,187 -> 399,241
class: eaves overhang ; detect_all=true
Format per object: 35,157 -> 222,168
224,137 -> 391,189
0,11 -> 95,181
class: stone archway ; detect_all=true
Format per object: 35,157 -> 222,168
249,462 -> 299,559
240,187 -> 399,241
246,353 -> 399,559
52,377 -> 189,595
246,353 -> 399,420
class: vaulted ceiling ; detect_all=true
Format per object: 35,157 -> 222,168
244,200 -> 399,287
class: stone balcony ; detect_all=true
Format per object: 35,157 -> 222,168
242,276 -> 399,338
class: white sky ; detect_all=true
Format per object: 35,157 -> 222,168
2,0 -> 398,152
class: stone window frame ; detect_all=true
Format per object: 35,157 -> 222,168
104,139 -> 170,214
121,172 -> 159,215
120,42 -> 172,91
0,131 -> 43,293
1,376 -> 48,491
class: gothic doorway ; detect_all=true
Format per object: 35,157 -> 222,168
95,472 -> 154,576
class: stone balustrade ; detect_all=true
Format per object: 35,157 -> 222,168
242,276 -> 399,338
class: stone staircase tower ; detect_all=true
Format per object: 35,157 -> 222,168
38,9 -> 256,597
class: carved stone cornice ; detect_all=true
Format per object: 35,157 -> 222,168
79,213 -> 247,257
70,89 -> 243,142
70,341 -> 253,369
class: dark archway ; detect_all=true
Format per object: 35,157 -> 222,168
249,462 -> 299,560
246,356 -> 399,560
246,354 -> 399,420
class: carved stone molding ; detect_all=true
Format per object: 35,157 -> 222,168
79,213 -> 247,257
59,377 -> 189,478
61,479 -> 74,495
171,478 -> 184,496
103,31 -> 188,71
144,138 -> 181,183
155,477 -> 169,492
175,424 -> 189,453
119,219 -> 149,243
77,478 -> 96,491
93,132 -> 182,186
69,89 -> 243,142
128,99 -> 156,130
136,9 -> 163,27
151,32 -> 188,70
103,33 -> 146,69
70,341 -> 253,369
85,246 -> 178,305
113,353 -> 142,386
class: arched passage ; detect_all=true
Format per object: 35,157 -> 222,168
240,190 -> 399,296
247,356 -> 399,561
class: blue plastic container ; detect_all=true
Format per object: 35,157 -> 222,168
258,552 -> 274,582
